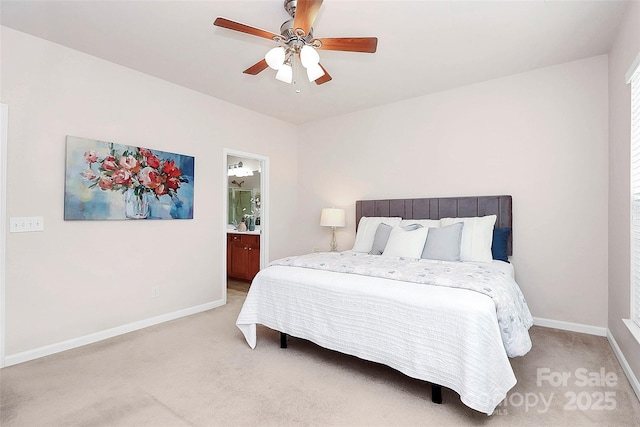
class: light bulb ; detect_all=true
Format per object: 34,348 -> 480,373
306,63 -> 325,82
265,47 -> 286,70
300,45 -> 320,68
276,63 -> 293,83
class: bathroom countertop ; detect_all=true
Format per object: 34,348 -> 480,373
226,229 -> 261,235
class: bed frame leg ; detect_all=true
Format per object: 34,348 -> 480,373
431,384 -> 442,404
280,332 -> 287,349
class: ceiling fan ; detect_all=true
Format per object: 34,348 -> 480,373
213,0 -> 378,86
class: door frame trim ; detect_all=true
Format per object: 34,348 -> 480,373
1,104 -> 8,368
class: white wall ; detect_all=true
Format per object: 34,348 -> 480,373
297,56 -> 609,328
0,27 -> 297,356
608,1 -> 640,385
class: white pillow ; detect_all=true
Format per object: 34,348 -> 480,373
440,215 -> 497,262
400,219 -> 441,229
352,217 -> 402,253
382,226 -> 430,259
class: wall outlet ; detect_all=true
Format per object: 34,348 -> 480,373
152,286 -> 160,299
312,247 -> 320,253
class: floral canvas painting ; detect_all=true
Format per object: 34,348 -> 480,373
64,136 -> 195,220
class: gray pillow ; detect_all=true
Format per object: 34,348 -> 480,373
421,222 -> 464,261
369,223 -> 393,255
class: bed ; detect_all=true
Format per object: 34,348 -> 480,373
236,195 -> 533,415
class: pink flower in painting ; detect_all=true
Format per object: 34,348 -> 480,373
84,150 -> 98,164
102,156 -> 117,171
155,183 -> 168,196
146,155 -> 160,168
82,169 -> 97,181
140,149 -> 160,168
138,166 -> 161,189
98,176 -> 113,190
119,155 -> 140,173
112,169 -> 132,185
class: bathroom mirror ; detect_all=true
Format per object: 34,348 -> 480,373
227,155 -> 261,225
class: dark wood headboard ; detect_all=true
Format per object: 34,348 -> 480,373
355,195 -> 512,255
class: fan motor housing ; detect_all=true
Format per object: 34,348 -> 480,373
280,18 -> 314,42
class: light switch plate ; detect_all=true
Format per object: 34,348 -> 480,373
10,216 -> 44,232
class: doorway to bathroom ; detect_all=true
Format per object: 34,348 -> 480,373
223,149 -> 268,300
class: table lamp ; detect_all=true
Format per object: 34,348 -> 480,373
320,208 -> 346,252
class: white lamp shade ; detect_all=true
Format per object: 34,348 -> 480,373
265,47 -> 286,70
320,208 -> 346,227
306,63 -> 325,82
275,63 -> 293,83
300,45 -> 320,68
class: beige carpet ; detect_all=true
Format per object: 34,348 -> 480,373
1,288 -> 640,426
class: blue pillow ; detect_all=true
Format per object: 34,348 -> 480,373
491,228 -> 511,263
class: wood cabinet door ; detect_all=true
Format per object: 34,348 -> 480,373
247,243 -> 260,281
227,233 -> 260,281
228,237 -> 249,280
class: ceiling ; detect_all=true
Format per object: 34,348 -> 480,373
0,1 -> 630,124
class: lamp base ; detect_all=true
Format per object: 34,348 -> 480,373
330,226 -> 338,252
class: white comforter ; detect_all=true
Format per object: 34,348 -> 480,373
236,254 -> 532,415
270,252 -> 532,357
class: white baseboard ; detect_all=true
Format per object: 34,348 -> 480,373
607,329 -> 640,403
533,316 -> 607,337
3,298 -> 225,367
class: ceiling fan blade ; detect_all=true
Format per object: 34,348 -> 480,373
243,59 -> 269,75
214,17 -> 279,41
314,64 -> 332,85
316,37 -> 378,53
294,0 -> 323,36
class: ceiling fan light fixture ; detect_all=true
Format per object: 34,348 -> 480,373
276,63 -> 293,83
265,46 -> 286,70
300,44 -> 320,68
213,0 -> 378,87
306,62 -> 325,82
